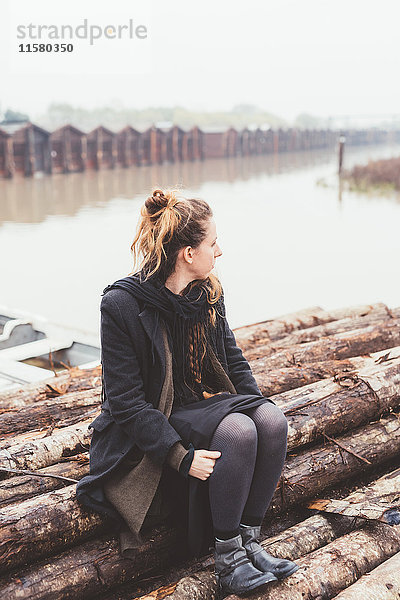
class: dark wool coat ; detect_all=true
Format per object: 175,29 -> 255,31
76,285 -> 267,537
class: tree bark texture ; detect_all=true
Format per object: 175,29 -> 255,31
245,319 -> 400,365
234,303 -> 392,350
0,389 -> 101,435
225,522 -> 400,600
0,419 -> 93,475
0,365 -> 102,411
0,454 -> 89,507
0,513 -> 366,600
254,344 -> 400,396
307,465 -> 400,524
1,411 -> 400,575
330,550 -> 400,600
0,355 -> 398,499
271,412 -> 400,514
260,308 -> 398,350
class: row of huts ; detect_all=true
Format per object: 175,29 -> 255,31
0,120 -> 397,178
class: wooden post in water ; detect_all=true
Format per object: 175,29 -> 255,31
338,134 -> 346,175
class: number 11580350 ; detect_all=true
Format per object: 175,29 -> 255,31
18,43 -> 74,52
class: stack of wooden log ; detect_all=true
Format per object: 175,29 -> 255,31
1,301 -> 400,599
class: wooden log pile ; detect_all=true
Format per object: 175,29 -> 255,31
1,302 -> 400,599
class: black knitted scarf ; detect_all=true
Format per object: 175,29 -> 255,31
101,270 -> 227,406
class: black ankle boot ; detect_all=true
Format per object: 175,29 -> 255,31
213,534 -> 277,596
239,524 -> 300,580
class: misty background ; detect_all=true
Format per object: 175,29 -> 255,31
1,0 -> 399,334
2,0 -> 400,131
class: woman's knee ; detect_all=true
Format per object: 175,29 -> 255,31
254,402 -> 288,437
273,404 -> 288,429
211,412 -> 258,448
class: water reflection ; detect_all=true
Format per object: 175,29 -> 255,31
2,145 -> 395,226
1,142 -> 400,334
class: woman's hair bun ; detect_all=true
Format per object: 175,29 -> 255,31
152,189 -> 169,207
145,189 -> 178,215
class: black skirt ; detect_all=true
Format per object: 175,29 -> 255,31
163,391 -> 276,558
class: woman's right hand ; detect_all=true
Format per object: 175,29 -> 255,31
188,449 -> 221,480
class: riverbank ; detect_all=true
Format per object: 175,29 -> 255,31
344,155 -> 400,193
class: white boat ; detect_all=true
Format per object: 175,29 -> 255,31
0,305 -> 100,393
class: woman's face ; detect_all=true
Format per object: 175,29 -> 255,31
188,218 -> 222,279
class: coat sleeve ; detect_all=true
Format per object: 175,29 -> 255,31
100,292 -> 184,466
222,299 -> 263,397
165,441 -> 190,471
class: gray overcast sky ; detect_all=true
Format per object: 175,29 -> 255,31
1,0 -> 399,121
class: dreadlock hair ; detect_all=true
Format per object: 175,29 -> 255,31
128,188 -> 224,400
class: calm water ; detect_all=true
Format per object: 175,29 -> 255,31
1,144 -> 399,338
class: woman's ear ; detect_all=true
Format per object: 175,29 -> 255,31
182,246 -> 194,264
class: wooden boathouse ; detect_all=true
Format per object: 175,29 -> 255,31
170,125 -> 186,161
190,125 -> 203,160
225,126 -> 239,156
0,122 -> 398,178
0,120 -> 52,176
86,126 -> 116,170
200,126 -> 239,159
153,123 -> 203,163
155,123 -> 184,163
116,126 -> 141,167
149,125 -> 166,165
50,125 -> 86,174
137,126 -> 152,166
0,128 -> 14,178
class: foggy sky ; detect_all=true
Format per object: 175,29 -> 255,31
1,0 -> 399,122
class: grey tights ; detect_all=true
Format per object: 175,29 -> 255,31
208,402 -> 288,539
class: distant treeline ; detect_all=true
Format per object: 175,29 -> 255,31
32,103 -> 287,132
4,104 -> 332,133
